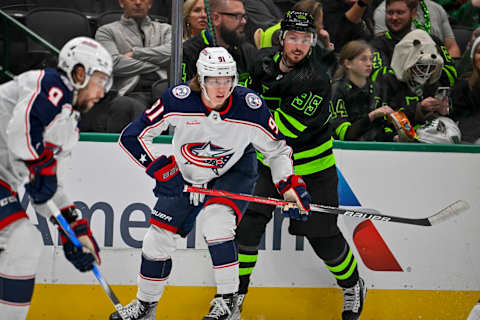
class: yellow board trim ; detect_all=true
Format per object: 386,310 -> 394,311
28,284 -> 479,320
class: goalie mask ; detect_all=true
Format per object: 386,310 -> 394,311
416,116 -> 461,144
279,10 -> 317,47
58,37 -> 113,93
196,47 -> 238,102
391,29 -> 443,92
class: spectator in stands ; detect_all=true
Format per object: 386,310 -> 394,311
183,0 -> 207,40
451,36 -> 480,142
182,0 -> 257,84
292,0 -> 335,51
456,25 -> 480,77
331,40 -> 396,141
373,29 -> 450,127
374,0 -> 462,58
323,0 -> 375,52
95,0 -> 171,107
243,0 -> 283,46
370,0 -> 457,88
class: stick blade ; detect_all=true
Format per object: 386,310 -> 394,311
428,200 -> 470,226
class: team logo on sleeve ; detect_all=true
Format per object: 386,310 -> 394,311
172,85 -> 191,99
245,93 -> 262,109
181,142 -> 234,175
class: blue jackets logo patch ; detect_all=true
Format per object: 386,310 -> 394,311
181,141 -> 234,175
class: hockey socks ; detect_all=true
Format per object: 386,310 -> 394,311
0,274 -> 35,320
207,239 -> 239,294
137,254 -> 172,302
325,247 -> 359,289
308,235 -> 359,288
237,245 -> 258,294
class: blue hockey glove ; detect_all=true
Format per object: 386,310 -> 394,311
146,155 -> 185,198
24,147 -> 57,204
59,208 -> 100,272
276,175 -> 311,221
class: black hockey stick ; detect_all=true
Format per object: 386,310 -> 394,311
184,186 -> 470,226
46,201 -> 128,320
204,0 -> 217,46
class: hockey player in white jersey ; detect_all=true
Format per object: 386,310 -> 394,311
112,47 -> 311,320
0,37 -> 112,320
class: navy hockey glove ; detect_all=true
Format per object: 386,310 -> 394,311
276,175 -> 311,221
24,147 -> 57,204
57,207 -> 101,272
146,155 -> 185,198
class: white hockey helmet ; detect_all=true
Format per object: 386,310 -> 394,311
417,116 -> 461,144
196,47 -> 238,101
58,37 -> 113,92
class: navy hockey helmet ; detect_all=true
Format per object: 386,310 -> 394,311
280,10 -> 317,45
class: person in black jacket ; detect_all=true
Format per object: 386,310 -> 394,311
182,0 -> 257,84
235,11 -> 367,320
323,0 -> 374,52
451,37 -> 480,143
331,40 -> 396,141
370,0 -> 457,88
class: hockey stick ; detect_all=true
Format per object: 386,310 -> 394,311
184,186 -> 470,226
46,201 -> 128,320
203,0 -> 217,46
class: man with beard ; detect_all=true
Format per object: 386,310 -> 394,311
374,0 -> 461,58
234,10 -> 367,320
371,0 -> 457,88
182,0 -> 258,84
0,37 -> 110,320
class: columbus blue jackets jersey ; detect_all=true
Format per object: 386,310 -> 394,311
119,84 -> 294,185
0,68 -> 80,221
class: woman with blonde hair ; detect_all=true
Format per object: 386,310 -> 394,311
183,0 -> 207,40
331,40 -> 395,141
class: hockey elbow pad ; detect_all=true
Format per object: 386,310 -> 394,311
276,175 -> 311,221
146,155 -> 185,198
24,147 -> 58,204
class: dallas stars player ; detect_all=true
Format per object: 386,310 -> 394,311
235,10 -> 367,320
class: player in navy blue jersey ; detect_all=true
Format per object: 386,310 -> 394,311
0,37 -> 112,320
112,47 -> 311,320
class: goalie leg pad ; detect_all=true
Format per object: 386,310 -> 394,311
202,204 -> 239,294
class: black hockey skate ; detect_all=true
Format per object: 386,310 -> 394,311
109,299 -> 157,320
230,293 -> 245,320
203,293 -> 238,320
342,278 -> 367,320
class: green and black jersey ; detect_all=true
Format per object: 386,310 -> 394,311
370,31 -> 457,88
372,66 -> 442,126
182,30 -> 258,84
330,78 -> 395,141
246,46 -> 337,176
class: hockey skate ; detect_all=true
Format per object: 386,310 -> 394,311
230,293 -> 245,320
109,299 -> 157,320
342,278 -> 367,320
467,301 -> 480,320
203,293 -> 238,320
